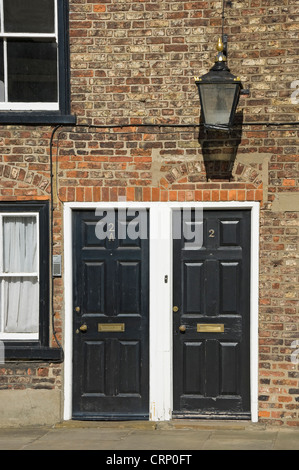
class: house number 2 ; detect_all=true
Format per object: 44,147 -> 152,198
108,223 -> 115,241
209,229 -> 215,238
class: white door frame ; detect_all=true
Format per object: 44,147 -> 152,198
63,201 -> 259,422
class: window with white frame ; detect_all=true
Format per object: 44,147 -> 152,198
0,213 -> 39,339
0,0 -> 60,111
0,202 -> 62,361
0,0 -> 74,124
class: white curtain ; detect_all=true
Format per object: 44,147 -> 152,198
2,216 -> 39,333
3,216 -> 37,273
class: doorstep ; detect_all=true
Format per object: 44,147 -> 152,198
54,419 -> 263,432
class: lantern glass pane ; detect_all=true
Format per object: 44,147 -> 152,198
199,84 -> 237,126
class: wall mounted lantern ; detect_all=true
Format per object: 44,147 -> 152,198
195,37 -> 248,131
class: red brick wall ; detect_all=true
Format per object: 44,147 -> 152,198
0,364 -> 61,390
0,0 -> 298,426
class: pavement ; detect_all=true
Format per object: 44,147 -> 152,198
0,420 -> 299,452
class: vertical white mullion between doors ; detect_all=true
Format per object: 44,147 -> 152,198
149,205 -> 172,421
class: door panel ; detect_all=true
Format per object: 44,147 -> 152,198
72,209 -> 149,420
173,209 -> 251,418
183,341 -> 204,395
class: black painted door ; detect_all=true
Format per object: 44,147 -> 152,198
173,210 -> 251,418
72,209 -> 149,420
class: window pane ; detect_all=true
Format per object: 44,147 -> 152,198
0,40 -> 4,102
199,84 -> 237,126
7,39 -> 58,103
3,0 -> 55,34
3,277 -> 39,333
3,216 -> 37,273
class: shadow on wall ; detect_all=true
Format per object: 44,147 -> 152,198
198,111 -> 243,181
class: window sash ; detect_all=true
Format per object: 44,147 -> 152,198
0,213 -> 39,339
0,0 -> 59,110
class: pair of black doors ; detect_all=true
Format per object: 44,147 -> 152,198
72,209 -> 251,420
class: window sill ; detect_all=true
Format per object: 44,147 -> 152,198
0,112 -> 76,125
3,345 -> 64,362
